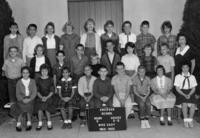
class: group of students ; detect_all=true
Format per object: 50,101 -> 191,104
2,18 -> 199,131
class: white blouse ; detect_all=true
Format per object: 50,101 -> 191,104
174,73 -> 197,89
46,35 -> 56,49
21,78 -> 30,97
35,56 -> 45,72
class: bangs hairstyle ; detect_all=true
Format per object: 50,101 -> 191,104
76,43 -> 85,50
84,18 -> 96,32
40,64 -> 50,74
34,44 -> 45,56
9,46 -> 19,52
99,65 -> 108,71
116,61 -> 125,68
56,50 -> 65,56
62,22 -> 74,33
9,22 -> 20,34
143,44 -> 153,53
62,66 -> 70,74
181,61 -> 191,69
156,65 -> 166,75
140,20 -> 150,27
125,42 -> 136,54
177,33 -> 188,45
137,65 -> 146,72
21,66 -> 31,74
161,20 -> 172,34
104,20 -> 114,32
45,22 -> 55,34
121,21 -> 132,32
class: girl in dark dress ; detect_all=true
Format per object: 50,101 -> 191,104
56,67 -> 76,129
174,62 -> 198,128
35,64 -> 55,130
174,33 -> 196,75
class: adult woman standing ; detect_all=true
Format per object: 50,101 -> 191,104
60,22 -> 80,64
42,22 -> 60,66
174,33 -> 196,75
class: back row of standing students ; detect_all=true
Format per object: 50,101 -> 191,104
2,18 -> 198,131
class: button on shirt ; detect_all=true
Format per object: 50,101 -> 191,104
119,33 -> 136,49
174,73 -> 197,89
23,36 -> 42,62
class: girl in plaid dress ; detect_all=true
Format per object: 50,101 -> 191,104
57,67 -> 77,129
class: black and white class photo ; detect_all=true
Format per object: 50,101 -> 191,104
0,0 -> 200,138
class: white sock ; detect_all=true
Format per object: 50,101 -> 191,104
38,121 -> 42,126
16,122 -> 21,127
184,118 -> 188,122
160,117 -> 164,121
188,118 -> 193,122
64,120 -> 69,124
68,120 -> 72,123
47,121 -> 52,126
27,121 -> 31,126
168,116 -> 171,121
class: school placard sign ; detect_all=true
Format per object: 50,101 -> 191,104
87,107 -> 127,131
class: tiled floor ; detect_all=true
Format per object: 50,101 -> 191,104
1,117 -> 200,138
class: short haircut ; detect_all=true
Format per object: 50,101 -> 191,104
21,66 -> 31,74
9,46 -> 18,52
27,23 -> 37,30
104,20 -> 114,32
125,42 -> 135,54
76,43 -> 85,50
156,65 -> 166,75
62,66 -> 70,73
56,50 -> 65,56
106,39 -> 115,46
84,64 -> 92,70
181,61 -> 191,69
116,61 -> 125,68
122,20 -> 132,32
40,64 -> 50,74
45,21 -> 55,34
177,33 -> 187,44
143,44 -> 153,50
141,20 -> 150,27
99,65 -> 108,71
160,43 -> 169,49
34,44 -> 45,56
137,65 -> 146,71
161,20 -> 172,33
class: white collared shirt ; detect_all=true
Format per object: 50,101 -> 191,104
119,32 -> 136,48
21,78 -> 30,97
35,56 -> 45,72
9,34 -> 17,39
156,76 -> 165,89
175,45 -> 190,56
23,36 -> 42,62
174,72 -> 197,89
46,34 -> 56,49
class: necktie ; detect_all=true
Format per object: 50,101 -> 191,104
182,76 -> 190,89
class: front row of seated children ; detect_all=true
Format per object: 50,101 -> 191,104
14,61 -> 198,131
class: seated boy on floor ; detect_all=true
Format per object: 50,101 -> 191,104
93,65 -> 114,108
